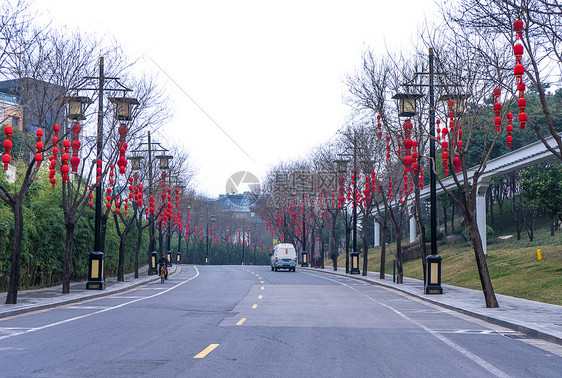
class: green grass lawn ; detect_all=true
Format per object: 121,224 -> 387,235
335,227 -> 562,305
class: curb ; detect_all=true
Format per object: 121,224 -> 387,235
0,265 -> 182,320
301,266 -> 562,346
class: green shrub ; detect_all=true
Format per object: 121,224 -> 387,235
425,228 -> 444,241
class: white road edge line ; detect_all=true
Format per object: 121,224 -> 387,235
302,271 -> 509,378
0,267 -> 200,341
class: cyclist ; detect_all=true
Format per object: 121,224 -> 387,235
158,254 -> 169,280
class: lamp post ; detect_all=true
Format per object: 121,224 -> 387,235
350,133 -> 361,274
130,132 -> 170,272
241,223 -> 246,265
335,159 -> 349,272
206,214 -> 216,265
67,57 -> 138,290
156,153 -> 173,265
185,203 -> 191,264
300,192 -> 308,267
175,185 -> 185,265
392,48 -> 468,294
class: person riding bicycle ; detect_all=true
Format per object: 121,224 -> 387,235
158,254 -> 169,280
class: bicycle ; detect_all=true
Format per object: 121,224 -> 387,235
160,265 -> 167,284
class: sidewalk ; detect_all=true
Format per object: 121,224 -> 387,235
0,264 -> 179,319
303,266 -> 562,345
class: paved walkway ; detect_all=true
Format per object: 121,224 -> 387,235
0,264 -> 179,319
1,264 -> 560,346
304,266 -> 562,345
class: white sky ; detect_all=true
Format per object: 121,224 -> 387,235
30,0 -> 439,197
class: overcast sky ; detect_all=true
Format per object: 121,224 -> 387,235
31,0 -> 439,197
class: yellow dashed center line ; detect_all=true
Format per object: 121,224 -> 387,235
258,295 -> 263,299
194,344 -> 220,359
261,286 -> 264,290
260,281 -> 264,284
236,318 -> 247,325
252,304 -> 258,309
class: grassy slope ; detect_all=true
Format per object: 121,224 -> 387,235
337,225 -> 562,306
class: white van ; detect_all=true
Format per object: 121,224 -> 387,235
270,243 -> 297,272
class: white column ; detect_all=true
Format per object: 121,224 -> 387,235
476,184 -> 488,256
409,216 -> 417,244
374,221 -> 380,247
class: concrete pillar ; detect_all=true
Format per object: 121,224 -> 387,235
374,220 -> 380,247
476,184 -> 489,256
409,216 -> 417,244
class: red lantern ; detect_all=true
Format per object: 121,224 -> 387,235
3,125 -> 14,170
513,19 -> 523,40
506,113 -> 514,148
453,156 -> 462,173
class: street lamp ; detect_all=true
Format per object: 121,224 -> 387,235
335,159 -> 349,272
130,133 -> 169,273
185,203 -> 191,264
156,154 -> 173,170
156,154 -> 174,265
129,155 -> 143,171
65,96 -> 92,120
350,134 -> 361,275
241,223 -> 247,266
438,94 -> 471,117
393,49 -> 469,294
67,57 -> 138,290
109,96 -> 139,121
206,214 -> 216,265
175,184 -> 185,265
392,93 -> 424,117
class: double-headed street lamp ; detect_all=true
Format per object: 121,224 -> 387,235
334,159 -> 350,272
66,57 -> 138,290
206,215 -> 216,265
338,132 -> 361,275
156,153 -> 174,265
392,48 -> 469,294
130,132 -> 170,274
242,225 -> 251,265
175,184 -> 185,265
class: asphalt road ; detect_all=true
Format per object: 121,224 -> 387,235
1,265 -> 561,377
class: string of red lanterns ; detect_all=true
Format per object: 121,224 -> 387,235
70,123 -> 81,172
513,19 -> 527,131
2,125 -> 13,170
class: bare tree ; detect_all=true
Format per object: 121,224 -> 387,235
445,0 -> 562,160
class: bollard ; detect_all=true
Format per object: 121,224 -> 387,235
393,260 -> 396,283
537,249 -> 543,261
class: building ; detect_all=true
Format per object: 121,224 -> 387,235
0,78 -> 65,134
0,91 -> 23,131
215,192 -> 252,213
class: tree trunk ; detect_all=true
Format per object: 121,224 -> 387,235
320,231 -> 325,269
379,224 -> 386,279
488,186 -> 495,226
451,204 -> 455,235
6,201 -> 23,304
135,220 -> 142,278
467,212 -> 499,308
118,236 -> 126,282
330,218 -> 337,271
62,223 -> 75,294
395,229 -> 403,284
443,205 -> 448,235
361,216 -> 368,276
